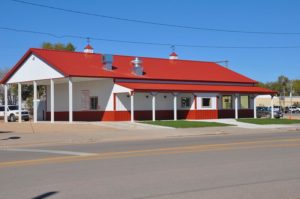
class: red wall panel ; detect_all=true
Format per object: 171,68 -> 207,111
218,109 -> 254,118
46,109 -> 219,121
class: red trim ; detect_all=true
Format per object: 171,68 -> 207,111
1,49 -> 32,84
116,82 -> 277,94
0,50 -> 67,84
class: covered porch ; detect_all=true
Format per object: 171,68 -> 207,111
114,81 -> 277,122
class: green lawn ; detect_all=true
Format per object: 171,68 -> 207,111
237,118 -> 300,125
141,120 -> 232,128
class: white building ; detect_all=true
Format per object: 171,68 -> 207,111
0,45 -> 276,122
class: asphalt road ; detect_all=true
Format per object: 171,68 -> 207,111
1,130 -> 300,199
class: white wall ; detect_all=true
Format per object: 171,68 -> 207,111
7,54 -> 64,84
46,78 -> 115,111
116,92 -> 174,111
195,93 -> 217,110
116,92 -> 196,111
46,79 -> 254,112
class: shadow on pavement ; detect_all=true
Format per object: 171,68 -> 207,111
32,191 -> 59,199
0,131 -> 13,134
1,136 -> 21,140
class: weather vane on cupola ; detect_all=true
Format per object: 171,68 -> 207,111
84,37 -> 94,53
169,45 -> 178,60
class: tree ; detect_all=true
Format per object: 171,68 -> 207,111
277,75 -> 290,96
293,80 -> 300,96
42,42 -> 75,51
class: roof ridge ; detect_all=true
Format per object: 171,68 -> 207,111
30,48 -> 220,64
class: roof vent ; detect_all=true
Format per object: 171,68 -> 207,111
169,46 -> 178,60
102,54 -> 113,70
131,57 -> 143,76
84,44 -> 94,53
169,52 -> 178,60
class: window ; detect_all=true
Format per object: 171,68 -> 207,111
222,95 -> 232,109
0,107 -> 4,112
202,98 -> 212,108
240,95 -> 249,109
90,96 -> 98,110
8,106 -> 18,111
181,97 -> 191,108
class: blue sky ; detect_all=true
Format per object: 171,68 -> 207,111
1,0 -> 300,82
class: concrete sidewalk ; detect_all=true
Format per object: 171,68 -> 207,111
1,121 -> 300,148
194,119 -> 300,129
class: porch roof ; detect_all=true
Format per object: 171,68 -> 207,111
116,82 -> 277,94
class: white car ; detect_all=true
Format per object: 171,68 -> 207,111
0,105 -> 30,122
288,106 -> 298,113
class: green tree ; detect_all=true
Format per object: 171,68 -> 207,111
291,80 -> 300,96
277,75 -> 290,96
42,42 -> 75,51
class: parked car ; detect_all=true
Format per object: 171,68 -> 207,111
0,105 -> 30,122
256,106 -> 283,119
273,110 -> 283,119
257,106 -> 270,118
284,107 -> 290,113
273,106 -> 282,112
288,106 -> 298,113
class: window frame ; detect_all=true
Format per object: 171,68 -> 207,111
89,96 -> 98,110
181,97 -> 191,108
222,95 -> 232,109
240,95 -> 250,109
201,97 -> 212,108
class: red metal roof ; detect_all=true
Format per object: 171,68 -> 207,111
116,82 -> 277,94
1,48 -> 259,84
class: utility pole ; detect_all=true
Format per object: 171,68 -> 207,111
289,80 -> 293,119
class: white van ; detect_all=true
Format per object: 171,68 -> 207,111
0,105 -> 30,122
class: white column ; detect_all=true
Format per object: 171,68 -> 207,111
130,92 -> 134,122
18,83 -> 22,123
50,79 -> 54,123
271,95 -> 274,119
253,95 -> 257,119
4,84 -> 8,123
33,81 -> 37,123
68,78 -> 73,123
234,94 -> 238,119
173,93 -> 178,121
151,93 -> 156,121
